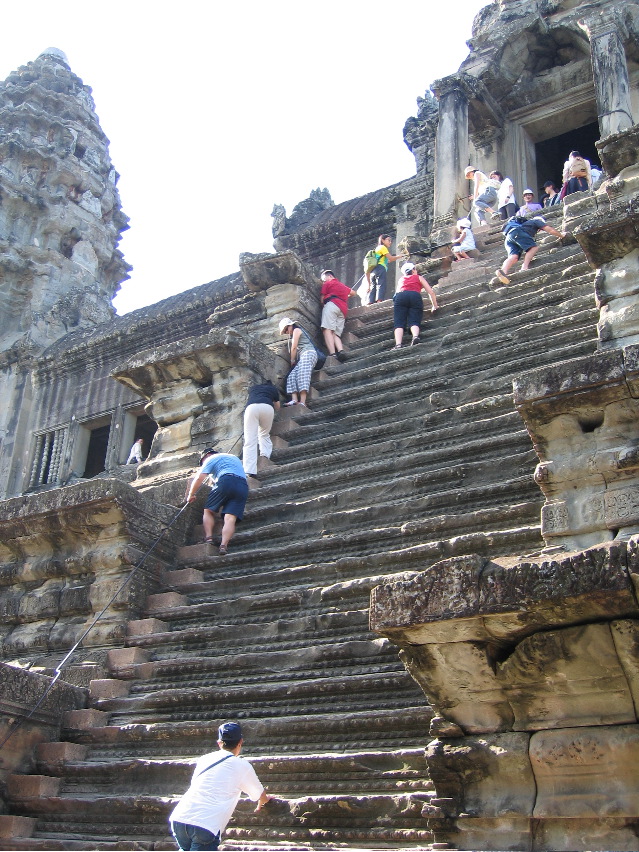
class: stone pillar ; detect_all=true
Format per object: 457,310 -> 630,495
580,10 -> 634,139
430,75 -> 470,250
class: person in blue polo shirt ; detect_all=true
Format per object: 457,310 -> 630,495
495,215 -> 565,285
186,449 -> 248,555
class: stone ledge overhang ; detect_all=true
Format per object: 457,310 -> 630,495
370,545 -> 639,647
112,327 -> 282,400
572,194 -> 639,266
598,123 -> 639,179
239,250 -> 319,292
0,662 -> 86,729
0,478 -> 186,563
512,347 -> 633,426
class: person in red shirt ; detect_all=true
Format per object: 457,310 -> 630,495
392,262 -> 438,349
320,269 -> 358,363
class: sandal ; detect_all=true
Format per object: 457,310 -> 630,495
203,536 -> 214,544
284,401 -> 297,406
218,544 -> 228,555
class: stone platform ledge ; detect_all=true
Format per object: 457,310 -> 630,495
597,122 -> 639,180
0,815 -> 35,838
512,345 -> 639,425
0,478 -> 186,560
112,327 -> 283,400
369,544 -> 639,646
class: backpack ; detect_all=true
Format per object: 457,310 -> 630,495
298,327 -> 327,370
569,157 -> 588,178
363,249 -> 379,274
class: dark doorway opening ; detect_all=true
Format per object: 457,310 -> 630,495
535,120 -> 600,193
83,424 -> 110,478
133,413 -> 157,460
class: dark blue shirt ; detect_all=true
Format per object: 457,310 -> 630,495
246,382 -> 280,408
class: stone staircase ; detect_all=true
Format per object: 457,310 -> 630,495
3,212 -> 599,850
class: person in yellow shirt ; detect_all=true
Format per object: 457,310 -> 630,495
368,234 -> 407,304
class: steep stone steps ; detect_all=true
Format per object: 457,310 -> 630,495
267,397 -> 522,469
301,307 -> 595,417
127,610 -> 372,660
4,212 -> 600,850
326,287 -> 594,381
122,638 -> 402,695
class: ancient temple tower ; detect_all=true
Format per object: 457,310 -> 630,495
0,48 -> 130,496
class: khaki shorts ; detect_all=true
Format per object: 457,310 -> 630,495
321,300 -> 346,335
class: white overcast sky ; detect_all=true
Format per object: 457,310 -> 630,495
1,0 -> 488,314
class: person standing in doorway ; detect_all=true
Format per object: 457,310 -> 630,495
126,437 -> 144,464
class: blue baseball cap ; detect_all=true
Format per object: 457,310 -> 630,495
218,721 -> 242,744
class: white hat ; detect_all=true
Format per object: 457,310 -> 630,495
457,218 -> 471,228
523,188 -> 534,195
401,262 -> 416,275
278,317 -> 294,334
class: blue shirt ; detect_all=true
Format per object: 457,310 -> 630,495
201,453 -> 246,482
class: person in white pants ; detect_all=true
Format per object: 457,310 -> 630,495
242,380 -> 280,479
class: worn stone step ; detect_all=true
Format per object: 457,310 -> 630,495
256,423 -> 535,497
287,317 -> 596,427
123,639 -> 401,695
40,749 -> 431,798
127,609 -> 371,659
62,707 -> 434,760
92,669 -> 426,725
9,791 -> 435,847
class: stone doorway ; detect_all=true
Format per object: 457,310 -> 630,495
534,120 -> 600,191
83,423 -> 111,478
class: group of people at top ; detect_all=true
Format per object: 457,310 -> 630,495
464,150 -> 600,228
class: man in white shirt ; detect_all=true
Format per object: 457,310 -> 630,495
170,721 -> 271,850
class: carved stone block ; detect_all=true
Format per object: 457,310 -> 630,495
400,642 -> 514,734
530,725 -> 639,817
496,623 -> 636,730
425,733 -> 534,817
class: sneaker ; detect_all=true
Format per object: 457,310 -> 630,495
495,269 -> 510,285
336,351 -> 347,362
411,336 -> 421,346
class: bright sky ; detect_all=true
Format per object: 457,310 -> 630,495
2,0 -> 488,315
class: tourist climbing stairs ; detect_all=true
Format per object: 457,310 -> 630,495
4,211 -> 599,850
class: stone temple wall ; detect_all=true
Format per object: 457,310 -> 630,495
1,2 -> 639,849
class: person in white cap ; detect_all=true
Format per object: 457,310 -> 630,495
516,189 -> 543,217
451,218 -> 476,261
278,317 -> 317,407
391,262 -> 438,349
